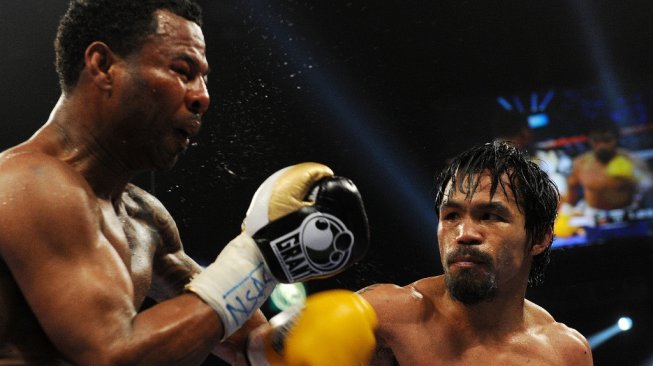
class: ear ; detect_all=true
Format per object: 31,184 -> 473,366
530,230 -> 553,256
84,41 -> 117,91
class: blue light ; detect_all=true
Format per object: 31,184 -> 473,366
587,316 -> 634,349
512,96 -> 525,113
245,0 -> 437,253
538,90 -> 555,111
497,96 -> 513,111
618,316 -> 633,331
530,92 -> 538,113
528,113 -> 549,129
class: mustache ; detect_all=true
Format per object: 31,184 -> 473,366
446,246 -> 493,265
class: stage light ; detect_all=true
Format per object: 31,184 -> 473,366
527,113 -> 549,129
587,316 -> 634,349
269,283 -> 307,312
618,316 -> 633,331
497,90 -> 554,129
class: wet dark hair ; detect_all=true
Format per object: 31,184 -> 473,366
434,141 -> 560,286
55,0 -> 203,94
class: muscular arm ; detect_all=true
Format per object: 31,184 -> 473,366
548,323 -> 593,366
357,284 -> 402,366
132,185 -> 267,365
0,157 -> 224,365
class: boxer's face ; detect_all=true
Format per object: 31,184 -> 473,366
589,132 -> 618,163
437,172 -> 531,304
113,10 -> 210,170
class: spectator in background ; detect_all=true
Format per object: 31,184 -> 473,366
564,118 -> 653,212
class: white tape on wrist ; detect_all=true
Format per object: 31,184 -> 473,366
185,233 -> 277,339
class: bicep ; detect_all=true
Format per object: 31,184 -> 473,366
0,182 -> 137,362
561,328 -> 594,366
134,186 -> 202,301
357,283 -> 407,365
150,249 -> 203,301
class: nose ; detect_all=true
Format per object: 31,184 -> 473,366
455,219 -> 483,245
187,77 -> 210,115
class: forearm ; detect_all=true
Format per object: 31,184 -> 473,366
77,294 -> 223,366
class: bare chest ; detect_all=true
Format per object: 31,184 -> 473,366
384,323 -> 561,366
100,204 -> 159,307
577,159 -> 632,190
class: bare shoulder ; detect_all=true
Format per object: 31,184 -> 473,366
357,277 -> 441,325
0,148 -> 92,194
357,282 -> 422,311
124,183 -> 167,213
124,183 -> 172,222
526,300 -> 593,365
124,183 -> 182,253
125,184 -> 201,300
0,150 -> 96,237
358,278 -> 441,366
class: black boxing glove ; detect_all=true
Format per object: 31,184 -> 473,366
250,175 -> 369,282
186,163 -> 369,338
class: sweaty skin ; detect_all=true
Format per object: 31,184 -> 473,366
0,10 -> 263,366
361,279 -> 591,366
359,174 -> 593,366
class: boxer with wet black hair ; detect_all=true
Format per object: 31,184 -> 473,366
0,1 -> 369,365
245,141 -> 592,366
356,141 -> 592,365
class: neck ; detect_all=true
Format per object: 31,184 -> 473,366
442,276 -> 529,335
31,94 -> 139,200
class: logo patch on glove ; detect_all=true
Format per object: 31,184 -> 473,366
270,212 -> 354,282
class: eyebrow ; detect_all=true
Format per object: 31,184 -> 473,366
440,200 -> 513,217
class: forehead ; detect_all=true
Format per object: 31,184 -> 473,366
442,172 -> 516,206
144,10 -> 207,60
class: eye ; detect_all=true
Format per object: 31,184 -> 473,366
172,65 -> 191,82
441,211 -> 460,221
481,212 -> 504,221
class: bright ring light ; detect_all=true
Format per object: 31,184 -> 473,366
617,317 -> 633,331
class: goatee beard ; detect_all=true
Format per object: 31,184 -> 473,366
445,247 -> 498,305
595,149 -> 616,163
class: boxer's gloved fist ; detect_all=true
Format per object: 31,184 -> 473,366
247,290 -> 378,366
186,163 -> 370,339
243,163 -> 370,283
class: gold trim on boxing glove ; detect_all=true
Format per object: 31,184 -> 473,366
268,162 -> 334,221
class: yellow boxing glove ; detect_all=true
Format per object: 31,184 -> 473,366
247,290 -> 378,366
606,155 -> 635,180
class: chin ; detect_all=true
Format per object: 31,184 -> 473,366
445,269 -> 498,305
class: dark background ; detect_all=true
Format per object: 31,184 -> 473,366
1,1 -> 652,365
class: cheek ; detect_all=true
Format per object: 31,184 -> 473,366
436,224 -> 447,249
495,246 -> 516,269
494,236 -> 528,272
